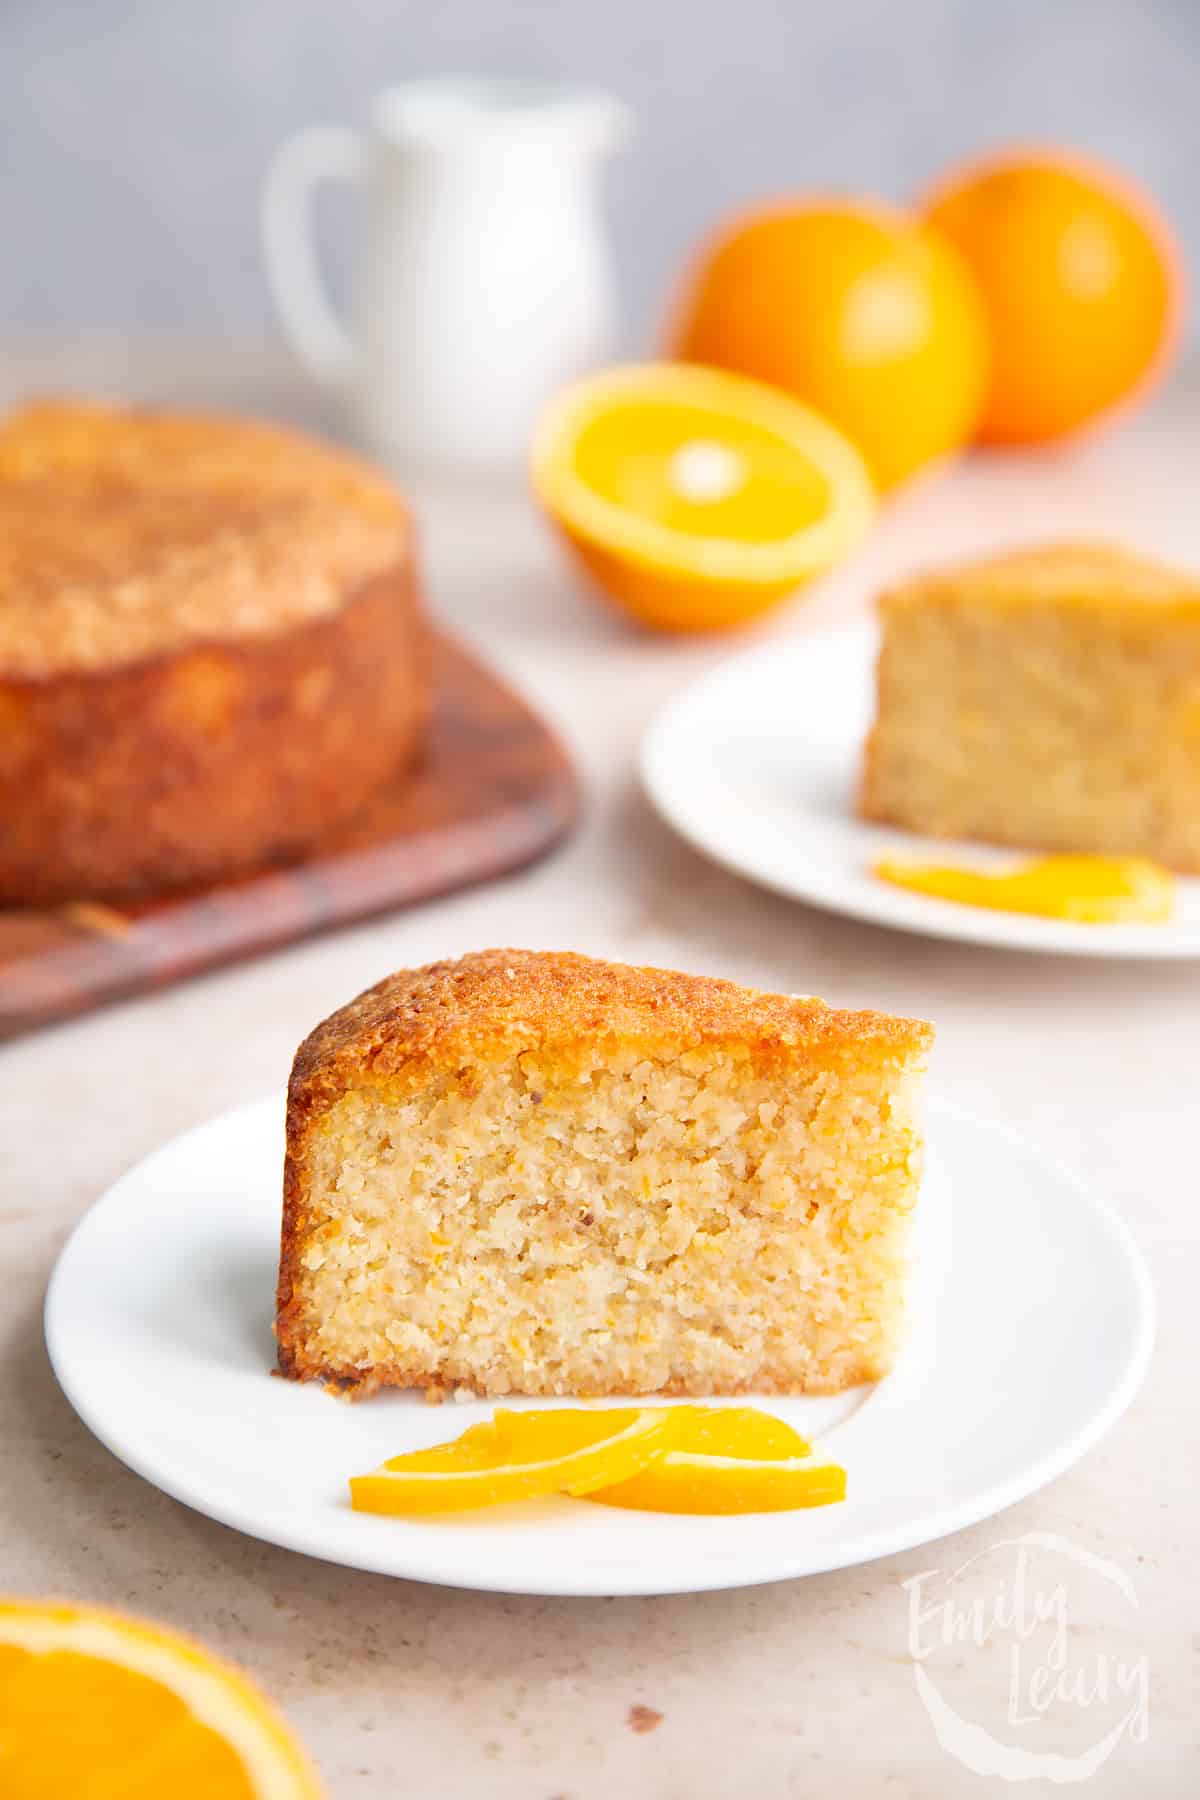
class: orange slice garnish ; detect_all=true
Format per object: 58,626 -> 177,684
0,1597 -> 322,1798
582,1405 -> 846,1514
585,1453 -> 847,1515
350,1405 -> 846,1518
873,852 -> 1175,923
349,1408 -> 681,1515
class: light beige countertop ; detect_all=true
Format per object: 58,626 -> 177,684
2,343 -> 1198,1797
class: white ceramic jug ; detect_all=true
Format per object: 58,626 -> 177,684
262,79 -> 630,472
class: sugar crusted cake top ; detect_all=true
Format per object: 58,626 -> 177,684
289,948 -> 935,1122
882,541 -> 1200,616
0,401 -> 409,678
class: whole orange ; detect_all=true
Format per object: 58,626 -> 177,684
924,149 -> 1184,444
667,200 -> 990,490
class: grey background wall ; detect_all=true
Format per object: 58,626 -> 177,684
2,0 -> 1196,344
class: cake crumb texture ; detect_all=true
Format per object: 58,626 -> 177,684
278,950 -> 933,1399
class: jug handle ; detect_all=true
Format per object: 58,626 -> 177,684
261,126 -> 364,388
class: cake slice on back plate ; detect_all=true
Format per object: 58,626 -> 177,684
860,541 -> 1200,870
277,950 -> 933,1399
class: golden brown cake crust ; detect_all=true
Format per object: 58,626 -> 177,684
287,947 -> 933,1106
876,540 -> 1200,619
277,949 -> 934,1392
0,400 -> 429,901
0,563 -> 428,903
0,400 -> 409,677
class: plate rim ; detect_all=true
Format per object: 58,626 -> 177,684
641,617 -> 1200,960
44,1092 -> 1156,1597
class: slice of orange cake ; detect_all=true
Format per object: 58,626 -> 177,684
276,950 -> 933,1399
860,541 -> 1200,870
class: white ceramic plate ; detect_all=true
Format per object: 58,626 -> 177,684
46,1094 -> 1152,1597
642,618 -> 1200,957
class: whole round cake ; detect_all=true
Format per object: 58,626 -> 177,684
0,400 -> 428,903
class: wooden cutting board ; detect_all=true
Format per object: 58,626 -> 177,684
0,631 -> 579,1041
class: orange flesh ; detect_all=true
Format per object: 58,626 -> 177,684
0,1599 -> 320,1796
0,1645 -> 268,1800
531,363 -> 874,633
872,852 -> 1175,923
574,401 -> 832,542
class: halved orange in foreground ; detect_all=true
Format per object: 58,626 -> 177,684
531,362 -> 874,632
350,1407 -> 681,1515
581,1405 -> 846,1514
0,1598 -> 322,1799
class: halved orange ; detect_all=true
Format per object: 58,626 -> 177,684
349,1407 -> 681,1515
531,362 -> 874,632
0,1598 -> 322,1799
582,1405 -> 846,1515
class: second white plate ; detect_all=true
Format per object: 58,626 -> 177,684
642,618 -> 1200,957
45,1093 -> 1153,1596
